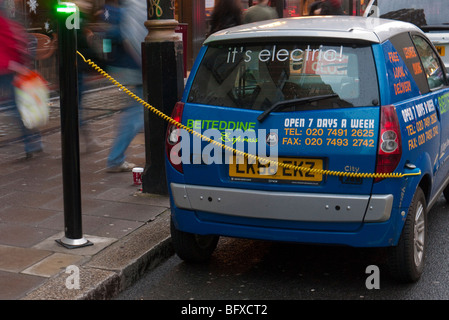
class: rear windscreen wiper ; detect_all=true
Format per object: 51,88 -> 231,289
257,94 -> 338,122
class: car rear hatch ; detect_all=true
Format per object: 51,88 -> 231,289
174,40 -> 382,230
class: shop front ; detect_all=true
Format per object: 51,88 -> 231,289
1,0 -> 369,92
175,0 -> 369,72
1,0 -> 107,91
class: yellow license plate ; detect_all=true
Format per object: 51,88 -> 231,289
436,45 -> 445,57
229,156 -> 323,183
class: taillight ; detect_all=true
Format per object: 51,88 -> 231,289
375,105 -> 402,182
165,102 -> 184,173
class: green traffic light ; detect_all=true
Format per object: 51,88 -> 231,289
56,2 -> 77,14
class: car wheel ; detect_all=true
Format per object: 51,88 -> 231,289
170,218 -> 219,263
388,187 -> 427,283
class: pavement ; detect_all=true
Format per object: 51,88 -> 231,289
0,84 -> 174,300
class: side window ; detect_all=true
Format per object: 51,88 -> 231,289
390,33 -> 429,94
412,35 -> 446,90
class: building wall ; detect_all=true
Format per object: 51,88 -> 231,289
1,0 -> 368,96
175,0 -> 367,72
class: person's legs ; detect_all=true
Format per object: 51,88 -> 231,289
1,73 -> 43,157
78,70 -> 102,152
107,85 -> 144,171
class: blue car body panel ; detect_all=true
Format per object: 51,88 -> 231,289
166,18 -> 449,249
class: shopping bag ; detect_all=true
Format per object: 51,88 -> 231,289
13,69 -> 49,129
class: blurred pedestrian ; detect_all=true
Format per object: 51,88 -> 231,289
243,0 -> 278,24
208,0 -> 243,36
320,0 -> 344,15
74,0 -> 102,152
100,0 -> 146,172
0,6 -> 43,159
308,0 -> 325,15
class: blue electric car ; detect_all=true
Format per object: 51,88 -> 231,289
165,16 -> 449,282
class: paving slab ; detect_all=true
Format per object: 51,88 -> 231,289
0,245 -> 52,273
0,86 -> 174,300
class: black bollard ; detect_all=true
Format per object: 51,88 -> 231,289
141,0 -> 184,195
54,2 -> 92,249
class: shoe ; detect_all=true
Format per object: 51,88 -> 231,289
106,161 -> 136,173
81,128 -> 102,153
86,139 -> 102,153
25,148 -> 44,159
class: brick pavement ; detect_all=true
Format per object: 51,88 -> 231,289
0,86 -> 173,299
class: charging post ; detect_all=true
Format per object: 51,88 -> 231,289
54,2 -> 92,249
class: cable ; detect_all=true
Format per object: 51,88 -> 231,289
77,51 -> 421,180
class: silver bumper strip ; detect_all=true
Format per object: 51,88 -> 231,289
170,183 -> 393,223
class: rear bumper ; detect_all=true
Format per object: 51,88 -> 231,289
170,183 -> 393,223
169,183 -> 398,247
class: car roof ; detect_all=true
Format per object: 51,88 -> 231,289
204,16 -> 423,44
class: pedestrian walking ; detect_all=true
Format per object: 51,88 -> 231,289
100,0 -> 146,172
208,0 -> 243,36
243,0 -> 278,24
0,6 -> 43,159
74,0 -> 102,153
308,0 -> 325,15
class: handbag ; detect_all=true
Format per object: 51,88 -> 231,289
13,69 -> 49,129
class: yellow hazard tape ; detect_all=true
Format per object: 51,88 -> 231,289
77,51 -> 421,180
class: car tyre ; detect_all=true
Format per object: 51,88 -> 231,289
387,187 -> 427,283
170,218 -> 219,263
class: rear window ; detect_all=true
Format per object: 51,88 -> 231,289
370,0 -> 449,28
188,42 -> 379,111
